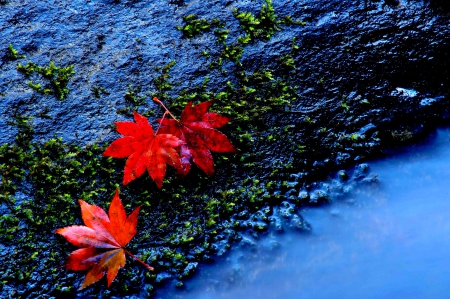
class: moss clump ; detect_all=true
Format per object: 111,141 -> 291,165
7,44 -> 26,60
279,38 -> 300,72
165,65 -> 298,123
17,61 -> 75,100
124,85 -> 147,107
0,117 -> 262,295
0,117 -> 125,294
1,3 -> 308,295
233,0 -> 305,43
117,85 -> 153,117
0,116 -> 119,230
169,3 -> 302,122
152,60 -> 176,101
176,14 -> 223,38
90,85 -> 110,98
219,42 -> 245,65
175,2 -> 304,72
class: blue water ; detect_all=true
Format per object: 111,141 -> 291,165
157,127 -> 450,299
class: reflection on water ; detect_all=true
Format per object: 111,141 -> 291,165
157,127 -> 450,299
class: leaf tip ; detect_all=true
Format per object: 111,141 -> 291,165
155,179 -> 163,189
122,176 -> 131,186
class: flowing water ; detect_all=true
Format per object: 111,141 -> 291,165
157,127 -> 450,299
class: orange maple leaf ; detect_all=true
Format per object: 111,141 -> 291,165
55,189 -> 153,290
103,111 -> 184,188
157,98 -> 237,176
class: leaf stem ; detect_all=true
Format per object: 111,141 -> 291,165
155,111 -> 168,135
124,249 -> 154,271
153,97 -> 178,121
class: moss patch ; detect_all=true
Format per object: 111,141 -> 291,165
2,0 -> 423,297
233,0 -> 305,43
7,44 -> 26,60
17,61 -> 75,100
176,14 -> 224,38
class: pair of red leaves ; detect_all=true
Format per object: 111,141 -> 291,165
55,101 -> 236,289
55,190 -> 152,290
103,99 -> 236,188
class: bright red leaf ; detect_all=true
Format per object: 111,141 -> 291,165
103,111 -> 184,188
158,100 -> 237,176
55,189 -> 153,290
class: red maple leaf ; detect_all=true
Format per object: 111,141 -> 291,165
157,98 -> 237,176
55,189 -> 153,290
103,111 -> 184,188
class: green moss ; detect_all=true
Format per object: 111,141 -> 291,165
153,60 -> 176,100
391,129 -> 413,142
16,61 -> 38,76
176,14 -> 223,38
152,5 -> 302,126
279,54 -> 296,70
279,39 -> 299,73
17,61 -> 75,100
214,28 -> 230,43
91,85 -> 110,98
117,85 -> 153,117
163,64 -> 297,123
341,95 -> 350,111
125,85 -> 146,106
8,44 -> 26,60
233,0 -> 305,42
0,117 -> 124,289
220,42 -> 244,65
27,80 -> 52,94
3,3 -> 319,294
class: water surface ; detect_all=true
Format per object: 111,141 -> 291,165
158,127 -> 450,299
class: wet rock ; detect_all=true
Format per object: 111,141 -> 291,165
268,215 -> 283,232
360,175 -> 380,185
336,152 -> 352,165
279,201 -> 296,217
354,163 -> 370,180
240,237 -> 257,249
337,170 -> 348,181
236,210 -> 250,220
290,214 -> 311,231
155,272 -> 172,284
385,0 -> 401,6
182,262 -> 198,277
309,190 -> 330,205
2,0 -> 450,297
298,190 -> 310,202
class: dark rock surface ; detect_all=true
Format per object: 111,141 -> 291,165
0,0 -> 449,298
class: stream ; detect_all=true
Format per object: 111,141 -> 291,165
156,126 -> 450,299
